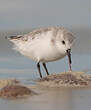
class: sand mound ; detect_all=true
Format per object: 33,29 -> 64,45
0,79 -> 20,89
37,71 -> 91,87
0,85 -> 36,99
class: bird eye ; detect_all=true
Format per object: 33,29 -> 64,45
62,40 -> 65,45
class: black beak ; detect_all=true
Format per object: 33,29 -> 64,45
66,49 -> 72,71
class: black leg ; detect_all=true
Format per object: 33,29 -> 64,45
37,62 -> 42,78
42,63 -> 49,76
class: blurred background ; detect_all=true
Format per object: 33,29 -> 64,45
0,0 -> 91,30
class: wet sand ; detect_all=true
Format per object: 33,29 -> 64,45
37,71 -> 91,87
0,85 -> 91,110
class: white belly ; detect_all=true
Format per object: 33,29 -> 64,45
13,34 -> 66,62
18,45 -> 65,63
20,46 -> 66,63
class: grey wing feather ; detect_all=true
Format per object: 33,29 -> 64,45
8,35 -> 22,40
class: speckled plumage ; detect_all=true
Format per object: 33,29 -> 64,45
9,27 -> 74,43
8,26 -> 75,78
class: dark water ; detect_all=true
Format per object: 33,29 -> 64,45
0,29 -> 91,110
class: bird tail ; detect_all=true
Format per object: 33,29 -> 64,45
5,35 -> 21,51
5,35 -> 22,40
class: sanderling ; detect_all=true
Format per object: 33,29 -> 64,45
7,27 -> 75,78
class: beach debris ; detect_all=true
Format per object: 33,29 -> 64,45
37,71 -> 91,87
0,85 -> 36,98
